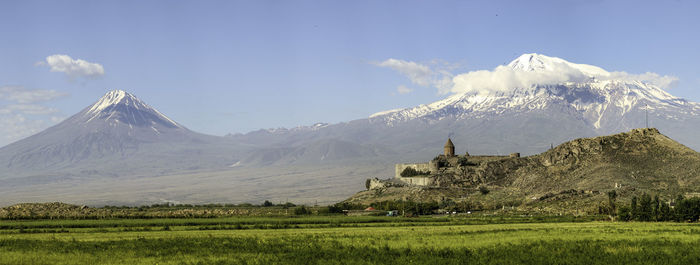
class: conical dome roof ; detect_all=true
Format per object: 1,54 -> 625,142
445,138 -> 454,148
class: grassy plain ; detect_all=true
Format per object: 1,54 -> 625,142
1,216 -> 699,264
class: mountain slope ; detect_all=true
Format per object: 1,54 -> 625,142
238,138 -> 396,166
229,53 -> 700,164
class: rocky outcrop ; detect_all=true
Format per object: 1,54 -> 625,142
367,178 -> 406,190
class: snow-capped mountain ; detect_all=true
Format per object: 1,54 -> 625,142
58,90 -> 191,143
369,54 -> 699,133
81,90 -> 182,129
225,53 -> 700,162
0,90 -> 239,178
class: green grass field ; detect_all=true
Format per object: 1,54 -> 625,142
1,216 -> 699,264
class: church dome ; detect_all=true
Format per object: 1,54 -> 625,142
444,138 -> 454,148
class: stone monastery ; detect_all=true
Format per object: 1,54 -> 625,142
368,138 -> 521,190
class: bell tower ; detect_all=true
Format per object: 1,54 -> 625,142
444,138 -> 455,157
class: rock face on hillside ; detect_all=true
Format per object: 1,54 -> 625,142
346,128 -> 700,214
517,128 -> 700,193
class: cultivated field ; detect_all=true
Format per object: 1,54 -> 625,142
1,216 -> 699,264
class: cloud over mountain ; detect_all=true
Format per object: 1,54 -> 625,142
451,63 -> 589,95
375,59 -> 432,86
374,59 -> 455,93
377,54 -> 679,96
450,54 -> 679,95
604,72 -> 678,89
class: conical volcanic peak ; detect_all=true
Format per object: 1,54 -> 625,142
81,90 -> 181,128
0,89 -> 229,178
86,90 -> 138,115
507,53 -> 609,77
507,53 -> 562,72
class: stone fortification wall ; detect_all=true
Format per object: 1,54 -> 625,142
392,154 -> 519,187
394,163 -> 437,187
465,155 -> 510,163
396,176 -> 433,186
367,177 -> 409,190
395,163 -> 434,178
368,178 -> 387,190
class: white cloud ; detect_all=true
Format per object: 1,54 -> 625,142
450,60 -> 678,95
604,72 -> 679,89
0,86 -> 67,147
0,86 -> 67,103
376,55 -> 679,97
375,59 -> 432,86
374,59 -> 455,93
0,114 -> 50,146
0,104 -> 59,115
451,62 -> 590,95
50,116 -> 66,123
37,54 -> 104,78
396,85 -> 413,94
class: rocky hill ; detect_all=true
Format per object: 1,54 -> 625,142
346,128 -> 700,214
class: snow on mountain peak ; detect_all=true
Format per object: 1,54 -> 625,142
87,90 -> 136,114
83,89 -> 181,127
508,53 -> 609,78
507,53 -> 559,72
370,54 -> 698,128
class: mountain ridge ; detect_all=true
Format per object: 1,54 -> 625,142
225,53 -> 700,165
1,53 -> 700,206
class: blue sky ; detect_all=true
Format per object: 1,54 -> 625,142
1,0 -> 699,146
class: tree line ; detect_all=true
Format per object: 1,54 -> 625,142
603,191 -> 700,222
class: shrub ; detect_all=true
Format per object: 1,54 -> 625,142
280,202 -> 296,209
433,156 -> 449,168
328,202 -> 365,213
607,190 -> 617,216
479,186 -> 490,195
618,206 -> 632,221
637,193 -> 652,221
400,167 -> 430,177
294,206 -> 311,215
457,156 -> 470,167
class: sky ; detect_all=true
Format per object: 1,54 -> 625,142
1,0 -> 699,147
